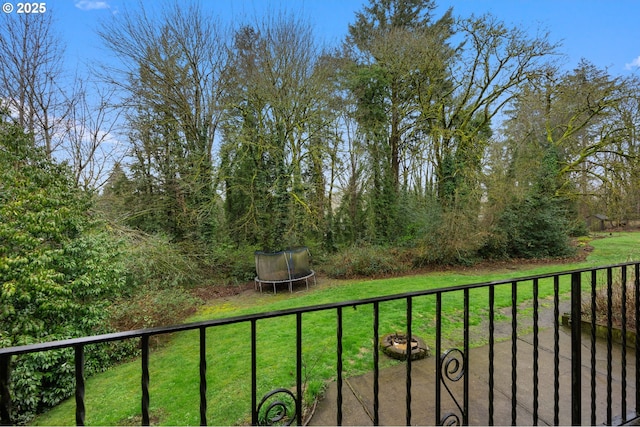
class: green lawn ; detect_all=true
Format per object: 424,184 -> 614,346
35,232 -> 640,425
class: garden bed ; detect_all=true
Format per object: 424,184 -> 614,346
561,313 -> 636,348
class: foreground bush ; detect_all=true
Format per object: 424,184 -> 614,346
0,118 -> 131,423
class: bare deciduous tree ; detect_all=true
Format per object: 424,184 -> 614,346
62,81 -> 125,190
429,14 -> 558,206
97,1 -> 230,240
0,13 -> 72,157
220,13 -> 337,248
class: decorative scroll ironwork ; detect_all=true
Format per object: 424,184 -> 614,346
440,412 -> 461,426
256,388 -> 298,426
439,348 -> 465,426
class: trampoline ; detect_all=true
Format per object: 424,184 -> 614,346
254,247 -> 316,293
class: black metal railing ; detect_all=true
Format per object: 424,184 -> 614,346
1,262 -> 640,425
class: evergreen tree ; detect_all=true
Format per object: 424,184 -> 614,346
486,147 -> 575,259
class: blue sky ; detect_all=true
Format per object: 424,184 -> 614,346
10,0 -> 640,77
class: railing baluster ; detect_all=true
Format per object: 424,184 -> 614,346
141,335 -> 150,426
622,266 -> 628,422
636,263 -> 640,417
590,270 -> 597,426
532,279 -> 539,426
296,313 -> 302,426
251,320 -> 257,426
570,272 -> 582,425
75,345 -> 85,426
553,276 -> 559,426
1,355 -> 12,425
199,327 -> 207,426
463,289 -> 469,426
511,281 -> 517,425
336,306 -> 343,426
406,296 -> 412,426
489,285 -> 495,426
607,268 -> 613,425
435,293 -> 442,426
373,301 -> 379,426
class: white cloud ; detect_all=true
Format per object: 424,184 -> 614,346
624,56 -> 640,70
74,0 -> 110,11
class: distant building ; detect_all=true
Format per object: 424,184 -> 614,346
586,214 -> 610,231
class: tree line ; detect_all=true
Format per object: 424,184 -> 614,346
3,0 -> 639,261
1,0 -> 639,265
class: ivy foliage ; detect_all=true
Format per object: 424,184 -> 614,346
0,116 -> 130,422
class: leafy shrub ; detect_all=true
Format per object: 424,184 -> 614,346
207,242 -> 260,284
0,119 -> 134,423
324,245 -> 410,279
116,230 -> 204,289
109,286 -> 202,331
116,231 -> 257,287
413,208 -> 484,266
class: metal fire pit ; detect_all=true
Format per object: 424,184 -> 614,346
380,332 -> 430,361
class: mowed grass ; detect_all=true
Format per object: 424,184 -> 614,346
35,232 -> 640,425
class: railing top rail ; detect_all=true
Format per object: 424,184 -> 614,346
1,261 -> 638,357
